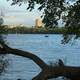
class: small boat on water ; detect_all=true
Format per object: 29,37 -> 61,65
45,35 -> 49,37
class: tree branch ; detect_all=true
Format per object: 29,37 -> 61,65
0,42 -> 48,70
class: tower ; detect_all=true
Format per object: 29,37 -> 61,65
35,18 -> 42,29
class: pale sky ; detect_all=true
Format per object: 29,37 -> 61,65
0,0 -> 42,26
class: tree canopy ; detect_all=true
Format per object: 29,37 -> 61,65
65,0 -> 80,38
0,16 -> 8,75
8,0 -> 77,27
9,0 -> 66,28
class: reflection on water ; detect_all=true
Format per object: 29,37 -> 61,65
0,34 -> 80,80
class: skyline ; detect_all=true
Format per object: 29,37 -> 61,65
0,0 -> 43,26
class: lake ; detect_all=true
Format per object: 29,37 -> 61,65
0,34 -> 80,80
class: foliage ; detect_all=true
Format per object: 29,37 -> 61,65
8,0 -> 66,28
0,18 -> 8,75
64,0 -> 80,38
0,18 -> 7,44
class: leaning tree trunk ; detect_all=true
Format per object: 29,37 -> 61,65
0,42 -> 80,80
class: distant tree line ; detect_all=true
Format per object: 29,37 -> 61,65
4,25 -> 72,34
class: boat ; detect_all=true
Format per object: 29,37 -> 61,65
45,35 -> 48,37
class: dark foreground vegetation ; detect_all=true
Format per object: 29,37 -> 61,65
0,25 -> 8,75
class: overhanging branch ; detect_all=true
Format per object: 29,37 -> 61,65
0,42 -> 48,70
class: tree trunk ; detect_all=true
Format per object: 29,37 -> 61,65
0,42 -> 80,80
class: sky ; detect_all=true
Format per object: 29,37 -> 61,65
0,0 -> 75,27
0,0 -> 42,26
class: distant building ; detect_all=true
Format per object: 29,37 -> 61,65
5,24 -> 16,28
6,24 -> 24,28
35,18 -> 43,29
